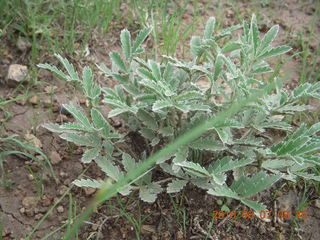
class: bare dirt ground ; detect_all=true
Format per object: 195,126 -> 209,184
0,0 -> 319,239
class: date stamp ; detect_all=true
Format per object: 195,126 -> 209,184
212,210 -> 309,220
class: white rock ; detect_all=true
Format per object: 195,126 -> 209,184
22,196 -> 37,209
84,187 -> 96,196
28,95 -> 39,105
7,64 -> 28,87
57,205 -> 64,213
25,133 -> 42,149
50,151 -> 62,165
44,85 -> 58,93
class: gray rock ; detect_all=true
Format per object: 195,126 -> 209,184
57,205 -> 64,213
6,64 -> 28,87
24,133 -> 42,149
84,187 -> 96,196
28,95 -> 39,105
49,151 -> 62,165
16,37 -> 31,51
22,196 -> 38,209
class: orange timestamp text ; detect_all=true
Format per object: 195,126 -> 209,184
212,210 -> 309,220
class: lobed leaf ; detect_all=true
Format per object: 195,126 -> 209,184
109,52 -> 127,72
54,54 -> 80,81
120,29 -> 132,60
62,104 -> 92,128
91,108 -> 110,137
60,133 -> 99,147
73,178 -> 104,188
258,25 -> 279,54
190,36 -> 202,57
190,138 -> 226,151
139,183 -> 162,202
152,99 -> 173,112
204,17 -> 216,39
167,179 -> 188,193
207,185 -> 240,199
81,148 -> 100,163
132,27 -> 152,54
257,45 -> 291,61
95,156 -> 123,181
176,161 -> 210,178
122,153 -> 137,172
231,171 -> 281,198
137,109 -> 158,131
37,63 -> 69,81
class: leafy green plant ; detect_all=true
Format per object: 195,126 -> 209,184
39,15 -> 320,212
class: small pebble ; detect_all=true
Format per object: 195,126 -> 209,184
57,185 -> 68,196
47,212 -> 55,221
25,208 -> 35,217
84,187 -> 96,196
55,114 -> 68,123
91,225 -> 99,231
43,97 -> 52,107
35,213 -> 43,220
19,207 -> 25,214
42,172 -> 51,183
24,133 -> 42,149
79,98 -> 86,104
113,121 -> 122,128
6,64 -> 28,87
34,207 -> 40,214
28,95 -> 39,105
16,37 -> 31,51
44,85 -> 58,93
59,171 -> 68,178
226,9 -> 234,18
16,94 -> 28,105
41,195 -> 52,207
259,224 -> 266,234
57,205 -> 64,213
310,39 -> 318,51
63,179 -> 71,185
27,174 -> 34,181
22,196 -> 37,208
49,151 -> 62,165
